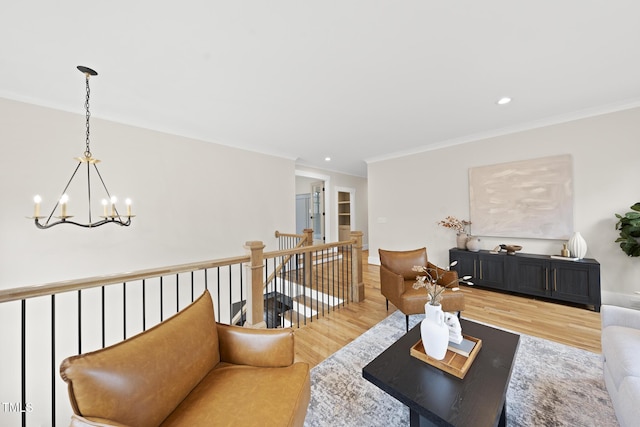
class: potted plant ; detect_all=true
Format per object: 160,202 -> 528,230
615,202 -> 640,257
438,216 -> 471,249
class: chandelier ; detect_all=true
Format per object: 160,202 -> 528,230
31,66 -> 134,229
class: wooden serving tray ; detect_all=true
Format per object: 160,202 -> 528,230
410,335 -> 482,379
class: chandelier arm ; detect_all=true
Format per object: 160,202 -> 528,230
92,163 -> 124,219
43,161 -> 83,226
34,216 -> 131,229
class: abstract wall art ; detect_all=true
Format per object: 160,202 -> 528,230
469,154 -> 573,239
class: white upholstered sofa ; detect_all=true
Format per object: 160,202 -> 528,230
601,304 -> 640,427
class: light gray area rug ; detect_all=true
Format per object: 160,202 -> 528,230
304,311 -> 618,427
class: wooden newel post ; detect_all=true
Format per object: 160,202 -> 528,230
244,241 -> 266,328
303,228 -> 313,287
350,231 -> 365,302
303,228 -> 314,245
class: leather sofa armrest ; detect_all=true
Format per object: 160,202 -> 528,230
428,262 -> 459,287
217,323 -> 295,367
379,264 -> 405,301
602,305 -> 640,330
69,414 -> 130,427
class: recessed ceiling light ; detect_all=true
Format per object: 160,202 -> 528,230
497,97 -> 512,105
325,157 -> 331,162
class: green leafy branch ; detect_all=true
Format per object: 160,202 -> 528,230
615,202 -> 640,257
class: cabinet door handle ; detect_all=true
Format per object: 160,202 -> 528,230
545,268 -> 548,290
479,260 -> 483,280
553,269 -> 557,292
473,260 -> 477,277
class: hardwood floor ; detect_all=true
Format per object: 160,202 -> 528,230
293,253 -> 602,368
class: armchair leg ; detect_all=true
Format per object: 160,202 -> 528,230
406,315 -> 409,332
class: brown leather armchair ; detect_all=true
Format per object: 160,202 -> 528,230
379,247 -> 465,331
60,290 -> 310,427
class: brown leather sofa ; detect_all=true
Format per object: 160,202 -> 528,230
379,247 -> 465,331
60,290 -> 310,427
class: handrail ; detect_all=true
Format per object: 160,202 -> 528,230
0,254 -> 250,304
0,239 -> 357,305
264,239 -> 355,260
274,230 -> 305,239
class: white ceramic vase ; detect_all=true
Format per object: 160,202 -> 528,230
568,231 -> 587,259
456,233 -> 468,250
466,236 -> 481,252
420,303 -> 449,360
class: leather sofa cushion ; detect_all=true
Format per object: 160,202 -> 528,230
160,362 -> 311,427
601,325 -> 640,389
61,291 -> 221,427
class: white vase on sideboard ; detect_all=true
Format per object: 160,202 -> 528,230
568,231 -> 587,259
456,233 -> 468,250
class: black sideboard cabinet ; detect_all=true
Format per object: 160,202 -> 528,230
449,248 -> 601,312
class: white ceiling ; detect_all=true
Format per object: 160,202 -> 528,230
2,1 -> 640,177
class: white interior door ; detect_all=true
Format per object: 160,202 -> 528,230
295,194 -> 311,235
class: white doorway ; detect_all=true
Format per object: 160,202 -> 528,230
336,186 -> 356,241
295,170 -> 332,243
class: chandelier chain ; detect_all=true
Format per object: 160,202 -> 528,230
84,75 -> 91,158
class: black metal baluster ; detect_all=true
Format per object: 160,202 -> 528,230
190,271 -> 194,302
296,253 -> 300,327
217,268 -> 221,321
160,276 -> 164,322
229,265 -> 233,325
315,249 -> 319,320
239,264 -> 243,325
21,299 -> 26,427
176,274 -> 179,313
321,249 -> 325,317
101,286 -> 105,348
346,245 -> 351,306
123,282 -> 127,340
77,290 -> 82,354
273,259 -> 278,327
142,279 -> 146,331
331,248 -> 335,312
51,295 -> 56,427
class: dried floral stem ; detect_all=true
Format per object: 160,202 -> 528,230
438,216 -> 471,234
412,261 -> 473,306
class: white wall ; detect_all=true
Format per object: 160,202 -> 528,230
368,107 -> 640,307
0,98 -> 296,289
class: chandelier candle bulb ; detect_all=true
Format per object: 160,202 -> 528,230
125,198 -> 132,216
33,195 -> 41,217
60,194 -> 69,217
101,199 -> 108,217
110,196 -> 117,217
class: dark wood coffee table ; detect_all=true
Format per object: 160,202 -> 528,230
362,319 -> 520,427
